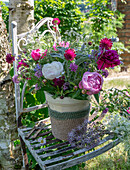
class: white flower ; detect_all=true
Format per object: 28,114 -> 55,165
42,61 -> 63,80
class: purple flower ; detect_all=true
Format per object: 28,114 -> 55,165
102,69 -> 109,78
63,82 -> 70,91
69,63 -> 78,72
12,75 -> 19,84
35,71 -> 43,78
102,108 -> 109,114
35,84 -> 41,90
6,53 -> 15,64
53,76 -> 65,88
97,50 -> 120,69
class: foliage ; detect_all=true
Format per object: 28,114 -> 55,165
34,0 -> 84,37
0,1 -> 9,32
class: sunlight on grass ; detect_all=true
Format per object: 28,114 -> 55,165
84,144 -> 129,170
103,78 -> 130,90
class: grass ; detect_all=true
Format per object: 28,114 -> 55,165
103,78 -> 130,90
84,144 -> 129,170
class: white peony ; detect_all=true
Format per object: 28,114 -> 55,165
42,61 -> 63,80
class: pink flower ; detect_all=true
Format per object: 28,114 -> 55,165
97,50 -> 120,69
125,91 -> 130,97
31,49 -> 43,61
64,49 -> 76,61
79,72 -> 104,95
127,107 -> 130,114
52,18 -> 60,25
43,49 -> 47,56
53,43 -> 57,51
12,75 -> 19,84
6,53 -> 15,64
100,38 -> 113,50
17,59 -> 29,70
59,41 -> 69,48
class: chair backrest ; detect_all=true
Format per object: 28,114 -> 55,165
11,17 -> 61,122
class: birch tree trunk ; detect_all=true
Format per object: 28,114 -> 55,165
0,1 -> 34,169
9,0 -> 35,37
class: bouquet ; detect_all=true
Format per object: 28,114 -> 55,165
7,18 -> 121,102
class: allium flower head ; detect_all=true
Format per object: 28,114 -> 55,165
97,50 -> 120,69
69,63 -> 78,72
64,49 -> 76,61
52,18 -> 60,25
100,38 -> 113,50
6,53 -> 15,64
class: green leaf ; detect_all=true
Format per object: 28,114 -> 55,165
36,89 -> 45,103
9,67 -> 14,77
93,93 -> 100,104
25,93 -> 35,105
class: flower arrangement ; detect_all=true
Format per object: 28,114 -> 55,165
7,18 -> 121,101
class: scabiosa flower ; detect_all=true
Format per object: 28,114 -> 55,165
6,53 -> 15,64
12,75 -> 19,84
102,69 -> 109,78
35,83 -> 41,90
69,63 -> 78,72
52,18 -> 60,25
99,38 -> 113,50
63,82 -> 70,91
53,76 -> 65,88
64,49 -> 76,61
97,50 -> 120,69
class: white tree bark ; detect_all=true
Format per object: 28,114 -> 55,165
9,0 -> 35,37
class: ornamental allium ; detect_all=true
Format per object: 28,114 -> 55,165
79,72 -> 104,95
64,49 -> 76,61
52,18 -> 60,25
69,63 -> 78,72
97,50 -> 120,69
99,38 -> 113,50
12,75 -> 19,84
6,53 -> 15,64
31,49 -> 43,61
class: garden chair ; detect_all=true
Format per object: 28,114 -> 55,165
12,18 -> 120,170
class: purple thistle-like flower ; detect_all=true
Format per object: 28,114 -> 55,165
102,69 -> 109,78
69,63 -> 78,72
35,71 -> 43,78
12,75 -> 19,84
63,82 -> 70,91
102,108 -> 109,114
35,83 -> 41,90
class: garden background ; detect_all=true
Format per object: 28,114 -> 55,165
0,0 -> 130,169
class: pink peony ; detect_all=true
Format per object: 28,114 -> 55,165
52,18 -> 60,25
100,38 -> 113,50
97,50 -> 120,69
6,53 -> 15,64
12,75 -> 19,84
64,49 -> 76,61
31,49 -> 43,61
79,72 -> 103,95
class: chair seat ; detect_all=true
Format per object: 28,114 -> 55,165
18,117 -> 120,170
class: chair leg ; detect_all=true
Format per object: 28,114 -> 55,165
20,136 -> 29,170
